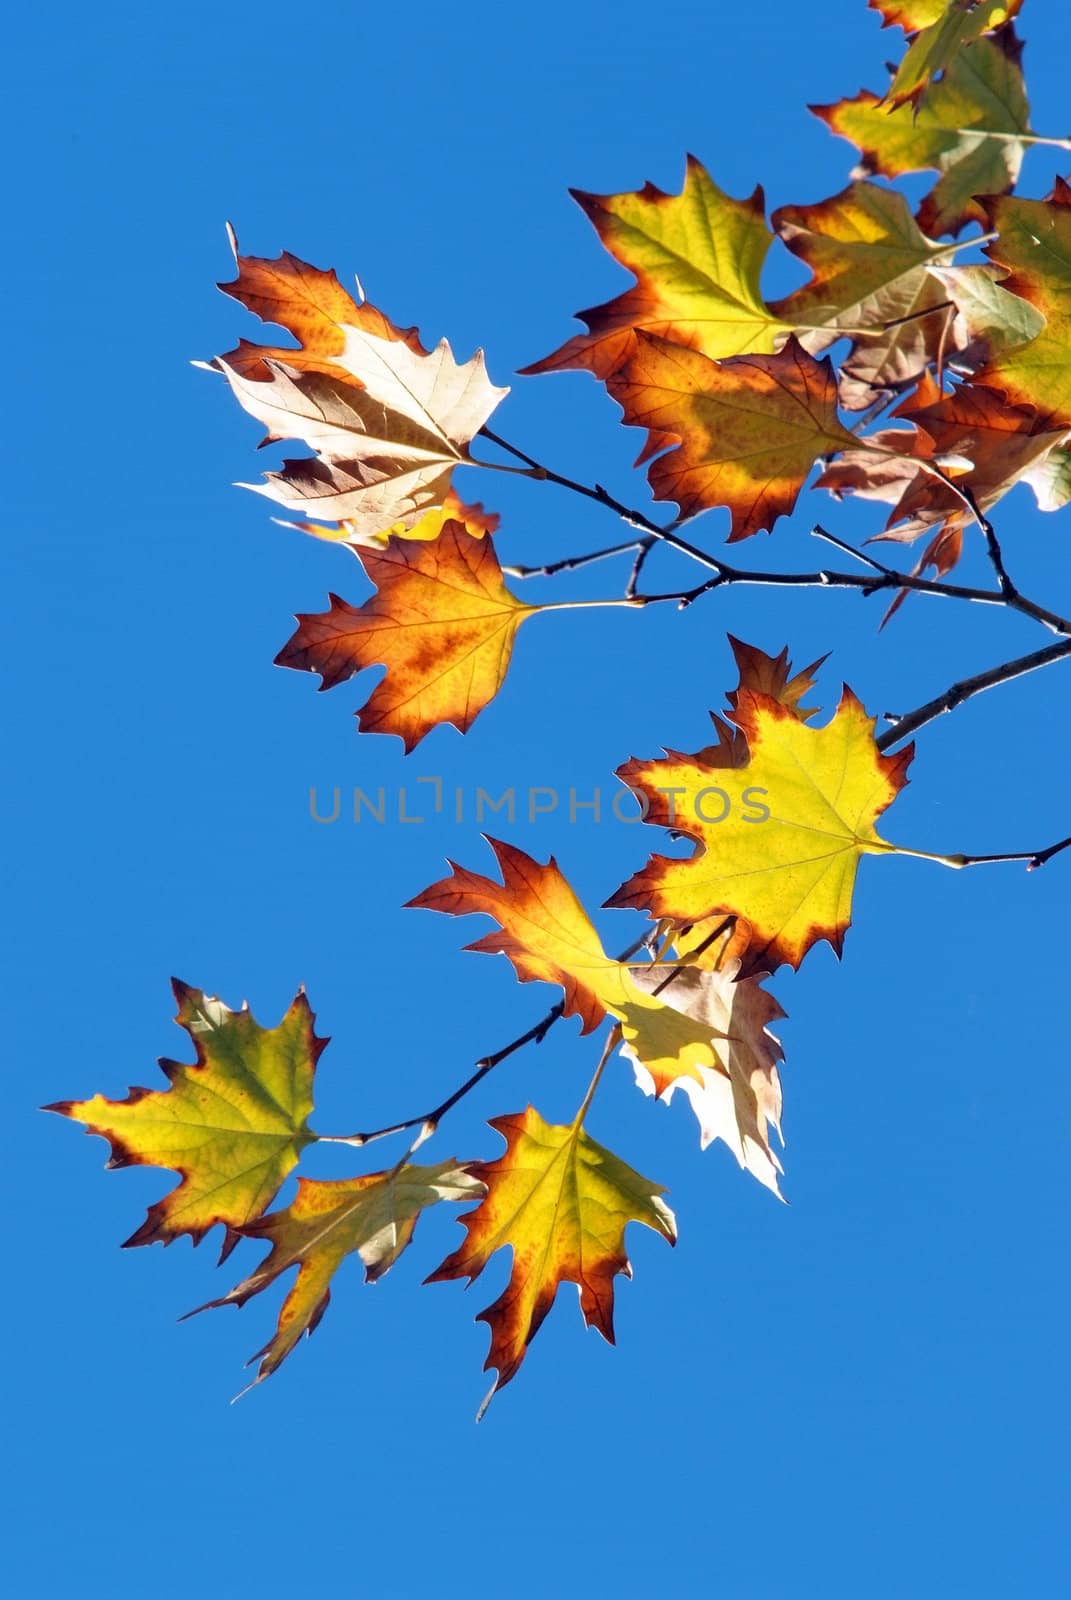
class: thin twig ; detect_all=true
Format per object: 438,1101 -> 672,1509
938,835 -> 1071,870
477,426 -> 725,574
315,1005 -> 564,1153
625,536 -> 656,598
1028,834 -> 1071,870
315,936 -> 651,1153
810,523 -> 889,573
503,537 -> 645,579
876,638 -> 1071,751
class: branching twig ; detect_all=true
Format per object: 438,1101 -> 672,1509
503,537 -> 647,579
625,535 -> 656,598
478,430 -> 1071,636
315,935 -> 652,1154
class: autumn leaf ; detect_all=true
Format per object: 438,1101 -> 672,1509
928,262 -> 1045,369
606,333 -> 857,539
1023,444 -> 1071,512
409,835 -> 749,1092
407,835 -> 624,1032
626,962 -> 785,1197
878,2 -> 1026,111
813,30 -> 1031,236
771,182 -> 957,410
818,379 -> 1070,571
276,487 -> 500,552
276,521 -> 535,751
188,1161 -> 483,1387
978,182 -> 1071,426
214,312 -> 507,536
691,635 -> 827,769
45,981 -> 323,1257
608,688 -> 913,973
890,380 -> 1070,523
215,228 -> 426,382
522,155 -> 790,380
427,1107 -> 675,1407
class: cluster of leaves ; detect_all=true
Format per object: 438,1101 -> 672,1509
52,0 -> 1071,1412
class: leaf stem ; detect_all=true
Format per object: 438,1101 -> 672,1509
951,130 -> 1071,151
574,1025 -> 623,1126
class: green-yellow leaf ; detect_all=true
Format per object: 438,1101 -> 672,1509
813,32 -> 1031,236
880,3 -> 1025,111
45,980 -> 322,1255
522,155 -> 791,379
978,183 -> 1071,426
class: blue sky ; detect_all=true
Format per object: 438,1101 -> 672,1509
7,1 -> 1070,1595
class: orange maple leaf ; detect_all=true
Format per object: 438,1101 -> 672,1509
818,378 -> 1070,605
407,835 -> 617,1032
606,334 -> 857,539
216,227 -> 425,381
276,520 -> 535,751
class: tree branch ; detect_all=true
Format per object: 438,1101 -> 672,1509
477,430 -> 1071,636
314,934 -> 658,1153
876,638 -> 1071,751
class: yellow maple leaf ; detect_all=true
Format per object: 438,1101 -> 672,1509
875,1 -> 1024,111
608,689 -> 913,972
427,1106 -> 676,1408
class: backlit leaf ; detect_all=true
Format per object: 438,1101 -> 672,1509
978,182 -> 1071,426
189,1161 -> 483,1386
410,836 -> 752,1092
427,1107 -> 675,1406
813,31 -> 1031,236
276,521 -> 535,751
523,155 -> 790,380
214,301 -> 507,535
626,962 -> 785,1196
45,981 -> 322,1257
277,487 -> 500,552
772,182 -> 956,409
216,229 -> 426,381
606,333 -> 857,539
880,3 -> 1025,111
608,689 -> 913,972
